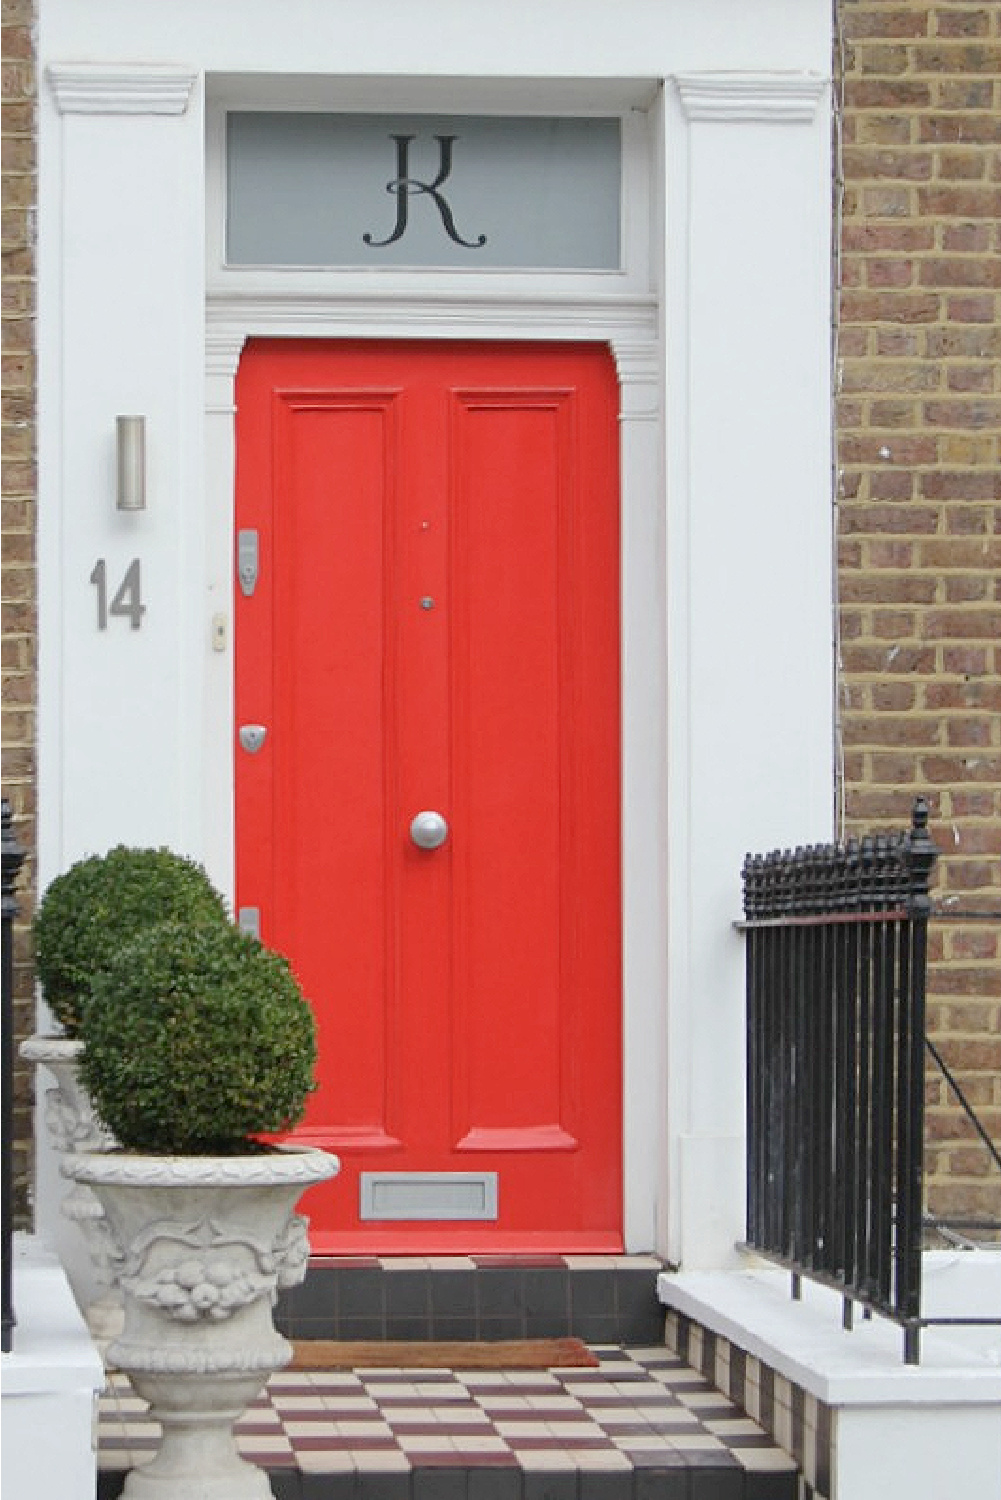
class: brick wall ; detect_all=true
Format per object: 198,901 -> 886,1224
836,0 -> 1001,1230
1,0 -> 36,1227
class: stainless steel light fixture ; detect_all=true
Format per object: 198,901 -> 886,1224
116,415 -> 146,511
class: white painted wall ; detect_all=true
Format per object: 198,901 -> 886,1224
35,0 -> 834,1278
839,1404 -> 1001,1500
661,73 -> 834,1268
41,0 -> 830,76
1,1239 -> 104,1500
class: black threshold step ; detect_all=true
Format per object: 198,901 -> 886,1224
275,1255 -> 668,1345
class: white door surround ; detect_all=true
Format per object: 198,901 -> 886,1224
36,23 -> 834,1278
204,76 -> 664,1253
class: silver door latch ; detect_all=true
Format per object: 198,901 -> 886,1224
239,724 -> 267,753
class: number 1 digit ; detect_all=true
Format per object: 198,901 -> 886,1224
90,559 -> 108,629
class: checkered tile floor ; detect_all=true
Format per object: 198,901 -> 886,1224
98,1345 -> 798,1495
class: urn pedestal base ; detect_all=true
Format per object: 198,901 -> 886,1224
63,1147 -> 339,1500
120,1371 -> 275,1500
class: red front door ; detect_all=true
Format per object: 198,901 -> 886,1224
235,340 -> 621,1252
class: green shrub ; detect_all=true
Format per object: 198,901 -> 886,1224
79,920 -> 317,1154
33,846 -> 231,1035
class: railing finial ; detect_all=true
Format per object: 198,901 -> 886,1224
906,796 -> 938,916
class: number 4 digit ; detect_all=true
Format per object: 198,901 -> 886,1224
109,558 -> 146,630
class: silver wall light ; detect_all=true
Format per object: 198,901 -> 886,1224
116,415 -> 146,511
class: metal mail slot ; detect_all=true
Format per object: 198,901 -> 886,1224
359,1171 -> 499,1221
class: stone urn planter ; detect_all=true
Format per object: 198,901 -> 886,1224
27,847 -> 233,1335
63,1147 -> 338,1500
19,1032 -> 120,1331
61,881 -> 335,1498
19,1033 -> 112,1156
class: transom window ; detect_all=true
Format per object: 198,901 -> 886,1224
226,112 -> 622,271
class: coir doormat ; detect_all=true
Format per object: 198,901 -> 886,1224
289,1337 -> 599,1370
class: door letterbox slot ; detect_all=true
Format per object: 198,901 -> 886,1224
360,1171 -> 498,1221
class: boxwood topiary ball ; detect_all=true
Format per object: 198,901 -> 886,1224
33,846 -> 231,1036
79,919 -> 317,1155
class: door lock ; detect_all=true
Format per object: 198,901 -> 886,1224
239,724 -> 267,754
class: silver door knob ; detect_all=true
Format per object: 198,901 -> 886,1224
410,811 -> 448,850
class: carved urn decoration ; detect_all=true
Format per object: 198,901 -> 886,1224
64,1149 -> 337,1499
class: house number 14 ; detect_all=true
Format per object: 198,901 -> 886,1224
90,558 -> 146,630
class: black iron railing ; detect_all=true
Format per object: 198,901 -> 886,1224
740,800 -> 941,1363
2,800 -> 27,1353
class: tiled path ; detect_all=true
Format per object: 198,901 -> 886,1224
98,1345 -> 799,1499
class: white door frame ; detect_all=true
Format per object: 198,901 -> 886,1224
203,85 -> 667,1253
205,303 -> 665,1252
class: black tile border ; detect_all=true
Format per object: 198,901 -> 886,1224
664,1309 -> 831,1500
98,1464 -> 800,1499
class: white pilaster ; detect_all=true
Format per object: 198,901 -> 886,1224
612,337 -> 668,1252
662,71 -> 834,1268
35,60 -> 207,1275
38,63 -> 206,875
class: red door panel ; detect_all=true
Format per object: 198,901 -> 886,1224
235,340 -> 621,1252
451,391 -> 575,1154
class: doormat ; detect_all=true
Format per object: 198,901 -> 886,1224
289,1337 -> 599,1370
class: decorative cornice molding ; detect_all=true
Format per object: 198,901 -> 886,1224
206,294 -> 662,418
206,290 -> 659,345
47,62 -> 197,116
205,330 -> 248,413
612,340 -> 662,422
205,330 -> 247,382
674,72 -> 828,124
